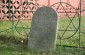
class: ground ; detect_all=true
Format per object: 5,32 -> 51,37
0,16 -> 85,55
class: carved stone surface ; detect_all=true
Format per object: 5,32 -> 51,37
28,6 -> 58,52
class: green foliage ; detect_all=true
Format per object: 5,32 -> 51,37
0,17 -> 85,55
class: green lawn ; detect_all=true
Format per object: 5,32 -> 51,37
0,16 -> 85,55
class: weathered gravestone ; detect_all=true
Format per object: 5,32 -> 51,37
28,6 -> 58,52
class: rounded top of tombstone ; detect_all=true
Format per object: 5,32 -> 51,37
32,6 -> 58,21
33,6 -> 57,14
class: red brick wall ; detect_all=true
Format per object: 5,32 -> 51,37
0,0 -> 84,20
82,0 -> 85,16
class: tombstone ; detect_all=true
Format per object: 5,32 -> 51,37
28,6 -> 58,52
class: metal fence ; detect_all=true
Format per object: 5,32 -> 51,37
0,0 -> 85,53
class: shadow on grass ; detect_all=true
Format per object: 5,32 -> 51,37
0,33 -> 28,45
0,34 -> 85,55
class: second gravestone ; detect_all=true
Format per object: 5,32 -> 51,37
28,6 -> 58,52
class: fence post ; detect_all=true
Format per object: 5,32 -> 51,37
8,0 -> 14,33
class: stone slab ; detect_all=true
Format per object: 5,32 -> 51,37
28,6 -> 58,52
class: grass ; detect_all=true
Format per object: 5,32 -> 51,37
0,16 -> 85,55
0,43 -> 85,55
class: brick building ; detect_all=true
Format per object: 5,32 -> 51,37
0,0 -> 84,20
